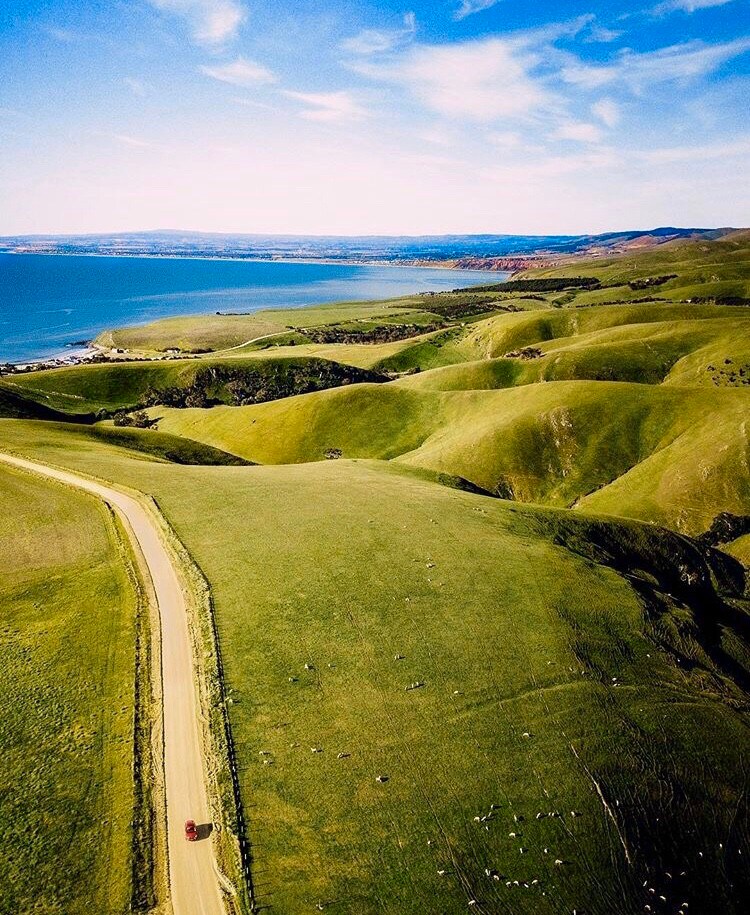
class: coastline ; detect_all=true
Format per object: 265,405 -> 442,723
0,256 -> 507,367
0,250 -> 519,272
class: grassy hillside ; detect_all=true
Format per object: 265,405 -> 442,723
3,355 -> 385,414
150,377 -> 748,535
99,293 -> 509,355
2,232 -> 749,914
525,228 -> 750,304
0,421 -> 748,915
0,462 -> 139,914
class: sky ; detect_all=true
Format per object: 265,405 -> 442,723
0,0 -> 749,235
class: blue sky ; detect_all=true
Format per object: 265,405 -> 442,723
1,0 -> 748,234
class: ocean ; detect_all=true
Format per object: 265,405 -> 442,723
0,253 -> 499,363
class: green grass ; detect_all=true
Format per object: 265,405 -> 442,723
100,297 -> 458,355
2,232 -> 750,914
0,421 -> 748,914
149,377 -> 749,535
526,228 -> 750,303
3,354 -> 383,414
0,462 -> 138,914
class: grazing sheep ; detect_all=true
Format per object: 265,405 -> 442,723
304,663 -> 314,671
376,775 -> 389,783
310,747 -> 322,753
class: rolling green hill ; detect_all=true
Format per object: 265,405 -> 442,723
1,231 -> 749,914
1,421 -> 749,915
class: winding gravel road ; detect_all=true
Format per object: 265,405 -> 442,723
0,454 -> 226,915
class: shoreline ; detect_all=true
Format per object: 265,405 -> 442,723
0,249 -> 519,272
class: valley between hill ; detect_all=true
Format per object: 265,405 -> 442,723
1,229 -> 749,914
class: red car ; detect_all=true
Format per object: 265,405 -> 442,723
184,819 -> 198,842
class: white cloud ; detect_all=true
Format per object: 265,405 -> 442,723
44,26 -> 78,43
454,1 -> 502,21
639,135 -> 750,163
284,91 -> 368,123
354,36 -> 551,122
148,0 -> 245,46
562,38 -> 750,90
488,130 -> 524,149
124,77 -> 148,97
342,12 -> 416,55
654,0 -> 736,14
200,57 -> 276,87
592,98 -> 620,127
553,121 -> 603,143
113,134 -> 152,149
585,26 -> 623,43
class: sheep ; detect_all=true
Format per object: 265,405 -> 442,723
554,859 -> 563,866
375,775 -> 389,783
304,663 -> 314,671
310,747 -> 322,753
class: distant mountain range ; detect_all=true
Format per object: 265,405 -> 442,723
0,227 -> 738,269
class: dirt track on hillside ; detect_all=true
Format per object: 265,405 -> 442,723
0,454 -> 226,915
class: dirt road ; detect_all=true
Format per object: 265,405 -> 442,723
0,454 -> 226,915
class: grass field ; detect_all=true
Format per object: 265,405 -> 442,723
1,421 -> 748,914
0,462 -> 139,914
1,230 -> 749,914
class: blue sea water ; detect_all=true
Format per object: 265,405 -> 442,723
0,254 -> 500,363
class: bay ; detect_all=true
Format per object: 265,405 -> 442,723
0,253 -> 501,363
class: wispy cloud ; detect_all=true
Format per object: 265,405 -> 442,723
353,36 -> 552,122
113,134 -> 152,149
654,0 -> 737,15
591,98 -> 620,127
562,38 -> 750,90
200,57 -> 276,86
43,25 -> 78,43
454,1 -> 502,21
283,90 -> 367,123
553,121 -> 603,143
124,77 -> 148,97
148,0 -> 246,46
639,135 -> 750,163
342,12 -> 416,55
585,25 -> 623,43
